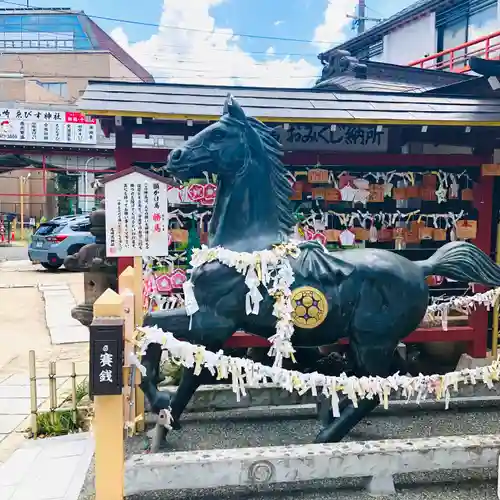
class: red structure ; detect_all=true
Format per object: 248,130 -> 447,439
78,80 -> 500,358
409,30 -> 500,73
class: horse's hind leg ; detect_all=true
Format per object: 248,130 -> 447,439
314,339 -> 395,443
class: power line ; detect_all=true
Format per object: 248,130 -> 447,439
365,3 -> 385,19
0,0 -> 344,46
8,69 -> 320,80
0,4 -> 322,60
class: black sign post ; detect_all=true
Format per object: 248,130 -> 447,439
89,317 -> 124,397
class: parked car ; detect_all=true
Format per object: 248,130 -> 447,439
28,216 -> 95,270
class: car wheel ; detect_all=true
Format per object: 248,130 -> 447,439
64,245 -> 85,271
41,262 -> 62,271
66,244 -> 85,257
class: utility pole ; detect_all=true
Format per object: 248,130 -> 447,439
357,0 -> 366,35
346,0 -> 383,35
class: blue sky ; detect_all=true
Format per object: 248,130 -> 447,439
7,0 -> 417,85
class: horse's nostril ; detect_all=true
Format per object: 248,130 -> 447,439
170,149 -> 183,163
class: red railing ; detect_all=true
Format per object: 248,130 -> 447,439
408,29 -> 500,73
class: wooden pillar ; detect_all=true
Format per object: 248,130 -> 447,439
469,168 -> 495,357
92,289 -> 125,500
114,123 -> 133,172
133,256 -> 145,432
115,123 -> 134,274
119,267 -> 137,434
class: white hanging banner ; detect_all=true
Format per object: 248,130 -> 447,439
104,168 -> 170,257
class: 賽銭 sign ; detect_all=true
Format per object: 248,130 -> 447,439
0,108 -> 97,145
104,167 -> 170,257
274,124 -> 388,152
89,318 -> 124,397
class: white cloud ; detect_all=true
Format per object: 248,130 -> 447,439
110,0 -> 355,87
273,20 -> 284,26
313,0 -> 358,52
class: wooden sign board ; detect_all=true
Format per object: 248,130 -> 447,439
89,318 -> 124,397
274,124 -> 389,152
481,164 -> 500,176
104,166 -> 171,257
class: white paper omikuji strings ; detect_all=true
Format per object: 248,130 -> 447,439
135,325 -> 500,419
144,244 -> 500,342
181,243 -> 301,367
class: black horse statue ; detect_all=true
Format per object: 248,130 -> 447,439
141,94 -> 500,445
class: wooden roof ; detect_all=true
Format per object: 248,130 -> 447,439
78,80 -> 500,127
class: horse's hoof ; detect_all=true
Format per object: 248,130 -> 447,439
150,391 -> 173,414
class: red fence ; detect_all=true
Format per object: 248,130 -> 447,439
408,30 -> 500,73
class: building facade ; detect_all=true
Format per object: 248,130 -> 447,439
0,7 -> 153,102
319,0 -> 500,72
0,7 -> 154,220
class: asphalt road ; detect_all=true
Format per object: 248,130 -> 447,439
80,404 -> 500,499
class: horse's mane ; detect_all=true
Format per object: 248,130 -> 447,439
220,113 -> 296,237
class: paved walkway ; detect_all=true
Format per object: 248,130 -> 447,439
0,260 -> 89,465
41,284 -> 89,344
0,432 -> 94,500
0,260 -> 92,497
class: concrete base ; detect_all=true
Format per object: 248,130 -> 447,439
455,353 -> 494,371
158,380 -> 500,415
366,475 -> 396,496
124,434 -> 500,496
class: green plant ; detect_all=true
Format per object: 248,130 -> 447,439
33,379 -> 91,438
75,380 -> 89,403
161,360 -> 183,385
54,173 -> 77,215
35,410 -> 81,437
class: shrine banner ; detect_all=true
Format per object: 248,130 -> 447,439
0,108 -> 97,145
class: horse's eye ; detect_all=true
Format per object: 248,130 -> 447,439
211,130 -> 226,141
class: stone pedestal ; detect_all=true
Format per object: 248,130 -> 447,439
64,195 -> 118,327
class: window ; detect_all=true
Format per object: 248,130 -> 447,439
0,13 -> 92,51
38,82 -> 68,99
436,0 -> 498,69
468,3 -> 500,58
439,19 -> 468,68
368,39 -> 384,60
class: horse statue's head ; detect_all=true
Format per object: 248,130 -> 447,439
166,94 -> 295,251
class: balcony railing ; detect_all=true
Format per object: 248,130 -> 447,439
408,30 -> 500,73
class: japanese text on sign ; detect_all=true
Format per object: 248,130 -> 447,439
89,324 -> 123,397
99,344 -> 114,384
274,124 -> 388,152
0,108 -> 97,145
105,170 -> 170,257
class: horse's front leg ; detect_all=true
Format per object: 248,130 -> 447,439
141,307 -> 236,447
140,308 -> 192,415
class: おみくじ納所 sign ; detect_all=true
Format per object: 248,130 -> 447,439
273,124 -> 388,152
104,167 -> 171,257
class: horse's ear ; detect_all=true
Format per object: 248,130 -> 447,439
223,94 -> 246,122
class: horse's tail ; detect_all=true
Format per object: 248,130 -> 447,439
416,241 -> 500,287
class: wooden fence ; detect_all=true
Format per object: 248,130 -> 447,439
28,350 -> 90,437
